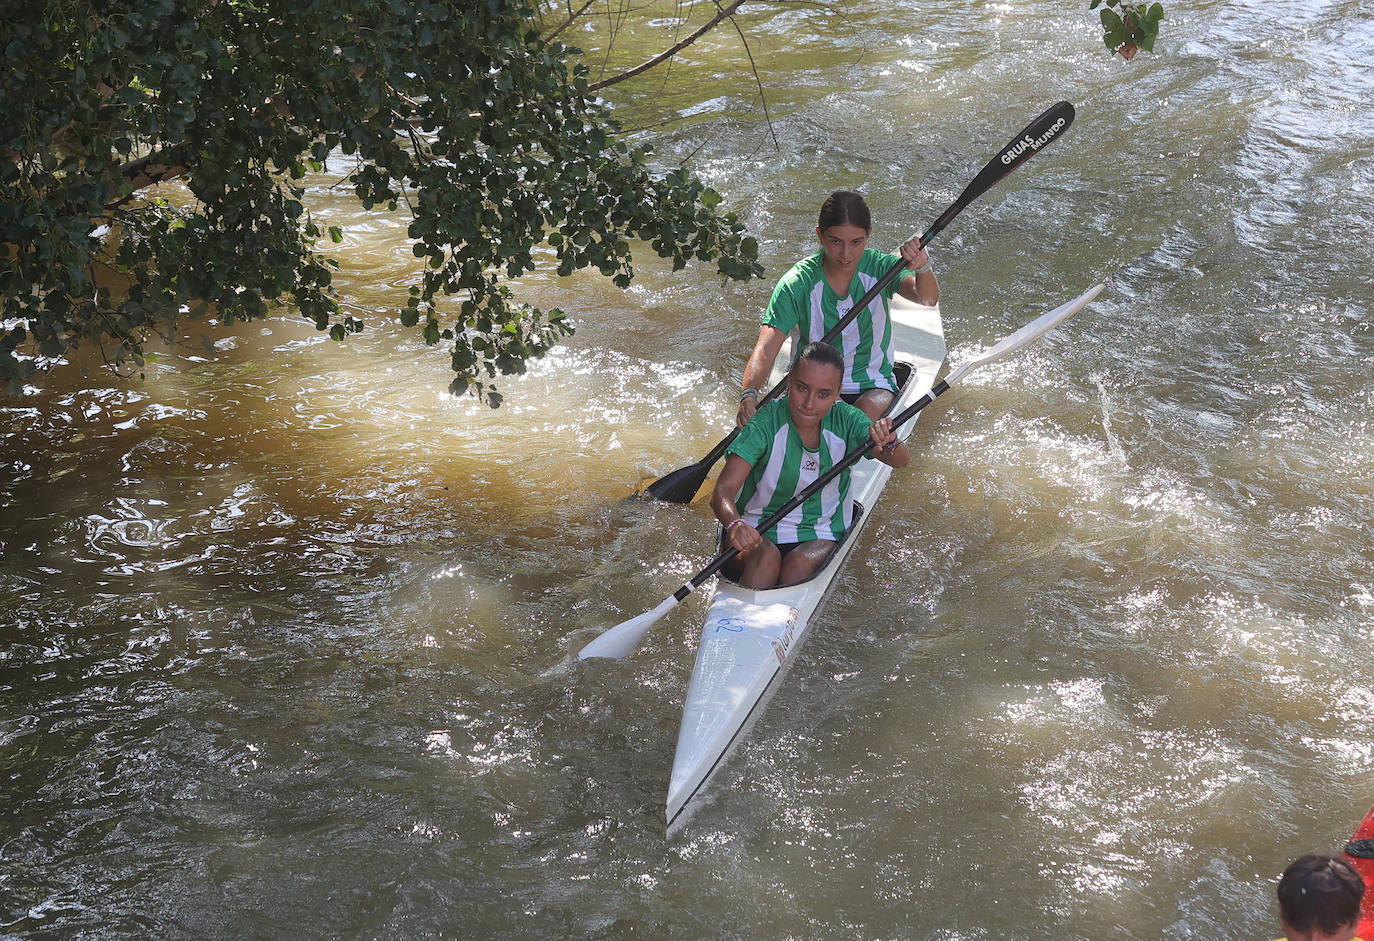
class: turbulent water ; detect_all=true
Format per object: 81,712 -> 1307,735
4,1 -> 1374,937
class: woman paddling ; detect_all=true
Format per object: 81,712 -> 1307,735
713,341 -> 909,589
736,190 -> 940,427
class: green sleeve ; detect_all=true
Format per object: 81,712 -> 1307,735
840,402 -> 877,459
761,267 -> 805,334
725,402 -> 776,466
873,250 -> 904,301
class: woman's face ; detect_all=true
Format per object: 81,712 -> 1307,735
786,356 -> 843,430
816,223 -> 870,271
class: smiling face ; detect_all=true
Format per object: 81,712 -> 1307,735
786,355 -> 844,431
816,223 -> 870,275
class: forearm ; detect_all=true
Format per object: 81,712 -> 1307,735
711,490 -> 742,526
741,325 -> 787,395
712,482 -> 761,555
878,441 -> 910,469
895,237 -> 939,306
913,269 -> 939,306
899,269 -> 939,306
740,348 -> 776,395
712,455 -> 757,535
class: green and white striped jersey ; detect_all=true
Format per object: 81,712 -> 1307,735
725,397 -> 875,544
762,248 -> 902,394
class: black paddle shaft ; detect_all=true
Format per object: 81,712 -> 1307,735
673,377 -> 953,601
756,101 -> 1077,415
749,99 -> 1077,416
923,100 -> 1076,243
645,101 -> 1075,504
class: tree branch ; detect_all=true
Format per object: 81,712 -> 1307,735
108,149 -> 191,208
722,5 -> 779,151
545,0 -> 598,43
587,0 -> 748,92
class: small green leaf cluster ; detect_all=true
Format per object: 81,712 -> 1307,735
1091,0 -> 1164,56
0,0 -> 763,402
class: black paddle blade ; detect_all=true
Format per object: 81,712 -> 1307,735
645,104 -> 1077,503
643,459 -> 712,503
1347,839 -> 1374,859
978,101 -> 1075,192
921,101 -> 1076,247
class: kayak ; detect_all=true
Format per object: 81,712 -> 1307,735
665,295 -> 947,832
1344,804 -> 1374,939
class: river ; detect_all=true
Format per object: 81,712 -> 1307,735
4,0 -> 1373,937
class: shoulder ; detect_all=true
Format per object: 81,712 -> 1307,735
831,399 -> 868,419
826,400 -> 872,434
765,254 -> 823,323
732,398 -> 790,455
860,248 -> 900,274
752,397 -> 792,431
778,251 -> 825,288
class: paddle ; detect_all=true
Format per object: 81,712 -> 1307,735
580,280 -> 1106,661
643,100 -> 1077,505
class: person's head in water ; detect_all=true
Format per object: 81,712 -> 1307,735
816,191 -> 872,273
1277,854 -> 1365,941
786,342 -> 844,428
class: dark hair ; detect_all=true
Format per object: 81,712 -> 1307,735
1277,854 -> 1365,934
796,341 -> 844,376
817,191 -> 871,233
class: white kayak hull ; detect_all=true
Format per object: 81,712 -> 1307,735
666,296 -> 946,831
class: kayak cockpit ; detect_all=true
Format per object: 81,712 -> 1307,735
714,356 -> 913,593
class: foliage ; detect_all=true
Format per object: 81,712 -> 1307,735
1091,0 -> 1165,59
0,0 -> 763,404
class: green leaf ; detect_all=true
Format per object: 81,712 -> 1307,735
2,0 -> 763,405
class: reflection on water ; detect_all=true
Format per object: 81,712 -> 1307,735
4,0 -> 1374,937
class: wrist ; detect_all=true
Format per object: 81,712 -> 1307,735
739,388 -> 759,404
912,258 -> 933,275
725,518 -> 747,533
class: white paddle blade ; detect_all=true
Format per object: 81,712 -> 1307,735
945,282 -> 1105,386
578,595 -> 680,660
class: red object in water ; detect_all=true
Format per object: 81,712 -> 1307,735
1342,805 -> 1374,940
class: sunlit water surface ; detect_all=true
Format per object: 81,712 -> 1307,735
4,0 -> 1374,937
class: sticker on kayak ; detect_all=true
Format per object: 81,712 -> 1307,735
771,607 -> 801,665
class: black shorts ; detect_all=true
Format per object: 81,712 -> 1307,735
720,539 -> 806,582
841,388 -> 895,406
